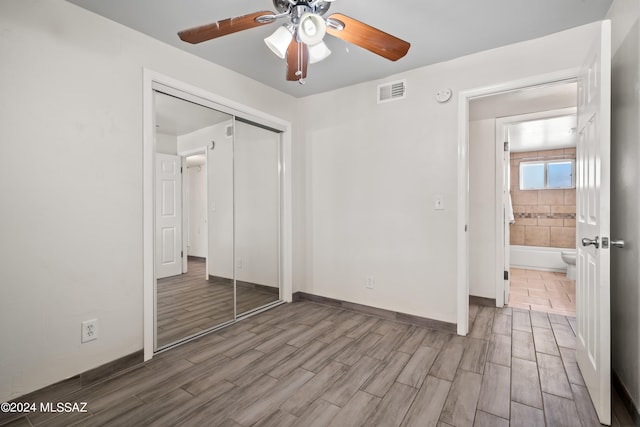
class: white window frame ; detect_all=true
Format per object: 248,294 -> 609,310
519,158 -> 576,190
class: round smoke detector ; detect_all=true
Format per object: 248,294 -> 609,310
435,88 -> 452,103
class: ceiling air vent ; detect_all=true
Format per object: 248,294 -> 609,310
377,79 -> 406,104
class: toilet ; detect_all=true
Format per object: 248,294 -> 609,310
561,250 -> 577,280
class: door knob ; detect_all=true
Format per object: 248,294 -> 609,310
611,239 -> 625,249
582,236 -> 600,248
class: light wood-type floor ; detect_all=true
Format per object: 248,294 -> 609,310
508,268 -> 576,317
2,302 -> 634,426
157,258 -> 279,348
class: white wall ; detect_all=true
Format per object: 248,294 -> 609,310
468,119 -> 497,298
0,0 -> 295,402
234,122 -> 280,288
0,0 -> 610,403
608,0 -> 640,414
179,123 -> 234,280
178,122 -> 232,154
187,164 -> 207,258
156,132 -> 177,155
178,122 -> 280,288
296,22 -> 600,324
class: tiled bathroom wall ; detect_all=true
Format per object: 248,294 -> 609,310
510,148 -> 576,248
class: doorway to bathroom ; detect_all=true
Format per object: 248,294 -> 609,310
461,23 -> 612,423
468,80 -> 578,317
501,107 -> 578,317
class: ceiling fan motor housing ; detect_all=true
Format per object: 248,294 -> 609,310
272,0 -> 332,16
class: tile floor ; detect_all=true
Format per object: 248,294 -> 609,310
508,268 -> 576,317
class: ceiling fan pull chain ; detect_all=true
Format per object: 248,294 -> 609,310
297,41 -> 306,84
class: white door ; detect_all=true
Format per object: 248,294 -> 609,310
156,153 -> 183,279
576,20 -> 611,425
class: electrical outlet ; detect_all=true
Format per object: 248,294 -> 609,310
81,319 -> 98,343
236,259 -> 243,269
366,276 -> 375,289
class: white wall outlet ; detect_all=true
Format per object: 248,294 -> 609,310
366,276 -> 375,289
236,259 -> 243,269
434,195 -> 445,210
81,319 -> 98,343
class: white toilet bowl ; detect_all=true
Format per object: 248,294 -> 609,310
561,250 -> 577,280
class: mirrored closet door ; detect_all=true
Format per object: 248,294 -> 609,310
234,120 -> 281,316
153,89 -> 282,351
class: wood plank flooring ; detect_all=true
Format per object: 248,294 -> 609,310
157,259 -> 279,347
2,301 -> 634,426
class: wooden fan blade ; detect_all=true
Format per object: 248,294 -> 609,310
178,11 -> 274,44
326,13 -> 410,61
286,40 -> 309,81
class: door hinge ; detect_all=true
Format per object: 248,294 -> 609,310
181,250 -> 184,258
504,270 -> 509,280
181,166 -> 183,174
504,141 -> 509,152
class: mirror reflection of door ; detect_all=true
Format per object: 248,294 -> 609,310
154,91 -> 235,349
234,120 -> 281,316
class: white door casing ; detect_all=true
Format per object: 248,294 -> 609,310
181,157 -> 188,274
575,20 -> 611,426
155,153 -> 183,279
494,122 -> 511,308
503,134 -> 511,306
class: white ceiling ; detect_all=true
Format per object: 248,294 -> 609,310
469,82 -> 577,121
469,81 -> 578,152
509,115 -> 577,153
66,0 -> 611,98
155,91 -> 231,136
186,154 -> 206,166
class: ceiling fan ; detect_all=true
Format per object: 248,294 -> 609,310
178,0 -> 411,84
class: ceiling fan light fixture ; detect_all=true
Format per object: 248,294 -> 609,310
178,2 -> 412,84
264,25 -> 294,59
297,13 -> 326,45
308,41 -> 331,64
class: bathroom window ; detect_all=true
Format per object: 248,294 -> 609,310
520,159 -> 575,190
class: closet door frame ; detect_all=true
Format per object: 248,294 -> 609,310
142,69 -> 293,360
